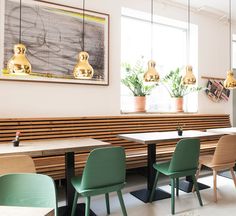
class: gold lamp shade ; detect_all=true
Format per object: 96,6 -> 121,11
144,60 -> 160,82
224,70 -> 236,89
73,51 -> 94,79
182,65 -> 196,85
7,44 -> 31,75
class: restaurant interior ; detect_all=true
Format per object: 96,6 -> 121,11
0,0 -> 236,215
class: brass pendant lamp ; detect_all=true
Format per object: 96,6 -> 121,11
224,0 -> 236,89
7,0 -> 31,75
73,0 -> 94,79
182,0 -> 196,85
143,0 -> 160,82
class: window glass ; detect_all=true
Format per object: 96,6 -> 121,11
121,9 -> 198,113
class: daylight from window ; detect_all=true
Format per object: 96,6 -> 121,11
121,8 -> 198,113
233,38 -> 236,69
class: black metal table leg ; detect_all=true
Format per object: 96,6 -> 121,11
58,152 -> 96,216
130,144 -> 170,203
65,152 -> 75,214
58,152 -> 75,215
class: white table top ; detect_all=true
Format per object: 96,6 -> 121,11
0,137 -> 110,157
207,127 -> 236,135
0,206 -> 54,216
118,130 -> 224,144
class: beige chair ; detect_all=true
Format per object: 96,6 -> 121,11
0,155 -> 36,174
196,135 -> 236,202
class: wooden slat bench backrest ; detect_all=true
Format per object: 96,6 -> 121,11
0,114 -> 231,179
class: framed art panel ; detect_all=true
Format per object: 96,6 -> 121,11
0,0 -> 109,85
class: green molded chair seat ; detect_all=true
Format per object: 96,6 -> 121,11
0,173 -> 58,216
71,146 -> 127,216
153,162 -> 199,178
71,176 -> 125,197
150,138 -> 203,215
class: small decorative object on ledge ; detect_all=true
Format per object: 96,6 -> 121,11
12,131 -> 20,147
205,79 -> 230,102
176,123 -> 184,136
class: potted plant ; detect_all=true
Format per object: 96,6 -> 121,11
121,58 -> 158,112
176,123 -> 185,136
162,68 -> 202,112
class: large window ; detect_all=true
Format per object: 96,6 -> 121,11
121,8 -> 198,113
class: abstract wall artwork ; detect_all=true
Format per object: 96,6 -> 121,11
1,0 -> 109,85
205,80 -> 230,102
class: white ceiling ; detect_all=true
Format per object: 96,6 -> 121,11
175,0 -> 230,13
157,0 -> 236,22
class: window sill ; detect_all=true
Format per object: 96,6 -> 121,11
120,111 -> 198,115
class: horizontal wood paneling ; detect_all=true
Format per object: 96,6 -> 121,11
0,114 -> 230,180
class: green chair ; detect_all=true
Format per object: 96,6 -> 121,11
0,173 -> 58,216
149,138 -> 203,215
71,146 -> 127,216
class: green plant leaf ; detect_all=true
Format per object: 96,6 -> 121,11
161,68 -> 202,97
121,57 -> 158,96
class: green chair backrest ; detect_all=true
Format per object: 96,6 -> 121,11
0,173 -> 57,214
80,146 -> 126,190
168,138 -> 200,172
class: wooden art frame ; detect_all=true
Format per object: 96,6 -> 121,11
0,0 -> 109,85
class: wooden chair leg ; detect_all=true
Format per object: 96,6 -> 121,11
196,164 -> 202,180
171,178 -> 175,215
213,170 -> 217,202
176,178 -> 179,197
193,164 -> 202,192
230,168 -> 236,188
85,196 -> 91,216
192,175 -> 203,206
117,190 -> 127,216
71,192 -> 79,216
149,171 -> 159,202
105,193 -> 110,215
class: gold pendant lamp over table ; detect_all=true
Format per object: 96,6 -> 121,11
73,0 -> 94,79
143,0 -> 160,83
183,65 -> 196,85
7,0 -> 31,75
224,70 -> 236,89
224,0 -> 236,89
182,0 -> 196,85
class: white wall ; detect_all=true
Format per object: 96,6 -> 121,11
0,0 -> 234,118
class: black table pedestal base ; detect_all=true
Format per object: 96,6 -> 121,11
130,188 -> 171,203
58,204 -> 97,216
178,180 -> 210,193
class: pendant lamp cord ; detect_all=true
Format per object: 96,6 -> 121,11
187,0 -> 190,65
19,0 -> 22,44
82,0 -> 85,51
150,0 -> 154,59
229,0 -> 232,69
